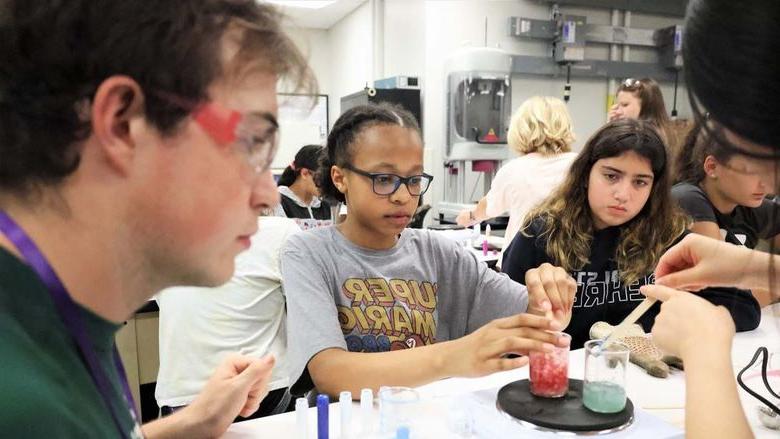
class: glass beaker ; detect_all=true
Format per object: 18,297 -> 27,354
583,339 -> 630,413
379,387 -> 419,435
529,332 -> 571,398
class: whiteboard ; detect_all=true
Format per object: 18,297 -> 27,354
272,94 -> 329,169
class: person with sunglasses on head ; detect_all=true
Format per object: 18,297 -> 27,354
0,1 -> 314,437
274,144 -> 336,230
639,0 -> 780,438
281,103 -> 577,398
608,77 -> 679,157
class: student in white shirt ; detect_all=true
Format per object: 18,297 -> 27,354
156,216 -> 301,420
457,96 -> 576,265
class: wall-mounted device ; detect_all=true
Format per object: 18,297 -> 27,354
437,47 -> 512,224
374,75 -> 421,90
508,1 -> 685,101
340,86 -> 422,133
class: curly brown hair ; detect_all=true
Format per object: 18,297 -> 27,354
523,119 -> 689,285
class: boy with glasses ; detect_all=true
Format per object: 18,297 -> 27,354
0,1 -> 313,437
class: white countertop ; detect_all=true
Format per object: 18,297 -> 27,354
224,306 -> 780,438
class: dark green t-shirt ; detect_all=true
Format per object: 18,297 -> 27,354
0,248 -> 142,438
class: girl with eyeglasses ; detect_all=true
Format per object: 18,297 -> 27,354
501,118 -> 760,350
280,103 -> 575,397
274,144 -> 336,229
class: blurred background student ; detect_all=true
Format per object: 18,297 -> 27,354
156,216 -> 301,420
608,77 -> 684,166
275,144 -> 335,229
456,96 -> 576,266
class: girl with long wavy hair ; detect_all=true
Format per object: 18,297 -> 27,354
502,118 -> 760,349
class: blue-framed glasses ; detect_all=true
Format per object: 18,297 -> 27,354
343,164 -> 433,196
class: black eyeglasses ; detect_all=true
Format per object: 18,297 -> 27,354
342,164 -> 433,196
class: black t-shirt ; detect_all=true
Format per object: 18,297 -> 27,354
501,216 -> 761,349
672,182 -> 780,248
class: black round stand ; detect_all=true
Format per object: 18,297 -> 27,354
496,379 -> 634,433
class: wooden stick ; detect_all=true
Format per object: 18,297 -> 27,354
603,298 -> 658,346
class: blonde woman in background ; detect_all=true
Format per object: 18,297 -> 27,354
457,96 -> 576,266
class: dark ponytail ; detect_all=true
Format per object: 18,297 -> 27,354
675,124 -> 700,184
277,144 -> 325,187
316,102 -> 421,203
674,120 -> 738,184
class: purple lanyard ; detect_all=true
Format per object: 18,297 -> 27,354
0,211 -> 139,437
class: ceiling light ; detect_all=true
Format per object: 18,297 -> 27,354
265,0 -> 336,9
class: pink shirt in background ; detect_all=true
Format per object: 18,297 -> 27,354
485,152 -> 576,267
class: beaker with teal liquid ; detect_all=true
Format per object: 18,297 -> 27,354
583,340 -> 630,413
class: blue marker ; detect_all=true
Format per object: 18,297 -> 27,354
317,394 -> 329,439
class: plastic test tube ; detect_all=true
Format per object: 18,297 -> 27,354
339,391 -> 352,439
484,224 -> 492,255
360,388 -> 373,434
377,386 -> 389,432
296,397 -> 308,439
317,394 -> 329,439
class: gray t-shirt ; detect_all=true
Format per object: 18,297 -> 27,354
281,226 -> 529,394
